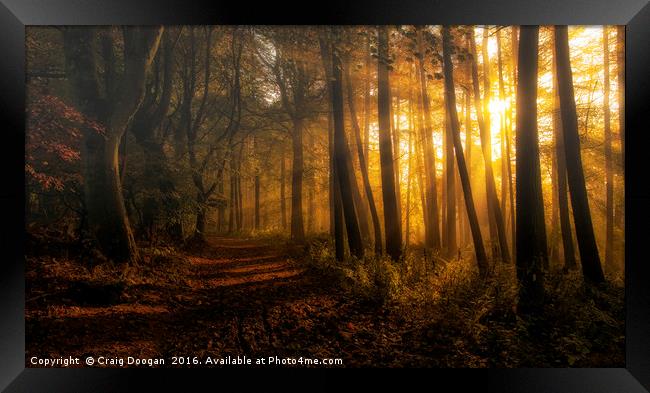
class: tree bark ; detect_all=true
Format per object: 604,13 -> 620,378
516,25 -> 546,308
442,26 -> 488,274
445,109 -> 457,258
331,43 -> 364,259
415,27 -> 441,251
603,27 -> 614,270
469,28 -> 511,263
617,25 -> 625,172
552,39 -> 577,271
554,25 -> 605,283
345,57 -> 383,254
63,26 -> 163,264
377,26 -> 403,261
290,118 -> 305,241
280,145 -> 287,230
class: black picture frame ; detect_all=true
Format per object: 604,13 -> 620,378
2,0 -> 649,391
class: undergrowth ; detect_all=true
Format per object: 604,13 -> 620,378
303,237 -> 625,367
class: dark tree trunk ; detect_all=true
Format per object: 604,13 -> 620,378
464,89 -> 472,246
377,26 -> 402,262
393,90 -> 402,227
603,27 -> 614,270
617,25 -> 625,172
416,27 -> 441,250
63,27 -> 163,264
469,29 -> 511,263
516,25 -> 546,308
554,25 -> 605,283
345,58 -> 383,254
442,26 -> 488,274
290,118 -> 305,242
552,42 -> 577,271
445,110 -> 457,258
280,146 -> 287,230
364,35 -> 371,173
255,174 -> 261,231
331,44 -> 364,259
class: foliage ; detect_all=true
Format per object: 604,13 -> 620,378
304,239 -> 624,367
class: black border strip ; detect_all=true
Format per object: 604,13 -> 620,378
1,1 -> 648,392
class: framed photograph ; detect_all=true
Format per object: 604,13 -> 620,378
2,0 -> 649,391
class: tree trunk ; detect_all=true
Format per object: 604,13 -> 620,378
552,40 -> 577,271
290,118 -> 305,242
496,29 -> 509,237
345,58 -> 383,254
405,121 -> 413,247
442,26 -> 488,274
516,25 -> 546,308
554,25 -> 605,283
280,145 -> 287,230
469,28 -> 511,263
393,90 -> 402,226
377,26 -> 403,261
364,34 -> 371,174
331,45 -> 364,259
617,25 -> 625,172
255,174 -> 261,231
445,109 -> 457,258
464,89 -> 472,246
603,27 -> 615,271
63,27 -> 163,264
416,28 -> 441,250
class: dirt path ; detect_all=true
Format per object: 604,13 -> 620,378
27,236 -> 419,367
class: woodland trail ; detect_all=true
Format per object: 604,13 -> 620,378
26,236 -> 423,367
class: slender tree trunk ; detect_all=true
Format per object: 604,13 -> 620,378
550,129 -> 560,263
280,145 -> 287,230
442,26 -> 487,274
254,174 -> 260,231
364,34 -> 371,173
516,25 -> 546,308
405,122 -> 413,247
554,25 -> 605,283
552,40 -> 577,271
237,155 -> 243,231
393,90 -> 402,226
377,26 -> 402,261
497,30 -> 509,234
617,25 -> 625,173
603,27 -> 614,270
416,28 -> 441,250
469,28 -> 510,263
290,118 -> 305,242
464,89 -> 472,245
345,58 -> 382,254
445,109 -> 457,258
331,45 -> 364,259
229,156 -> 236,233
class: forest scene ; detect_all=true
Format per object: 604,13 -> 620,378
26,25 -> 625,368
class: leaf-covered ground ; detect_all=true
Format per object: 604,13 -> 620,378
25,235 -> 624,368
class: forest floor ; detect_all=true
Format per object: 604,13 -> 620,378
26,234 -> 625,368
